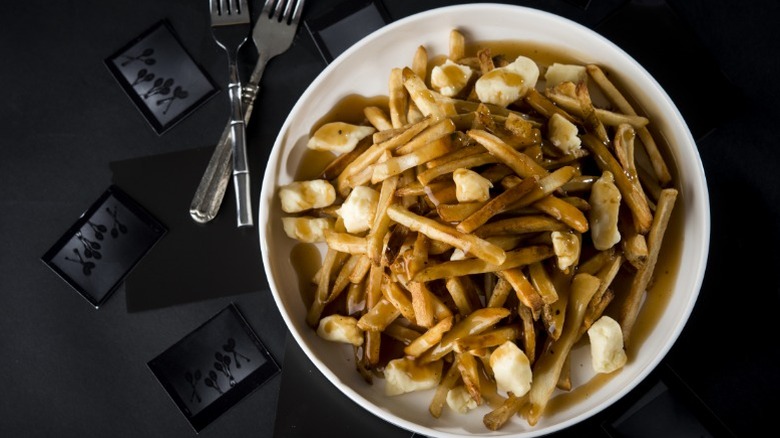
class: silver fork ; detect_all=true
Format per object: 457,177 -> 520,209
190,0 -> 304,227
204,0 -> 253,227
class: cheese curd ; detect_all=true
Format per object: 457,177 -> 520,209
281,216 -> 333,243
446,386 -> 478,414
547,113 -> 581,154
337,185 -> 379,234
307,122 -> 375,154
475,56 -> 539,107
551,230 -> 580,271
279,179 -> 336,213
489,341 -> 532,397
384,357 -> 443,396
589,171 -> 622,250
453,168 -> 493,202
544,63 -> 587,88
316,315 -> 364,346
587,315 -> 628,374
431,59 -> 473,97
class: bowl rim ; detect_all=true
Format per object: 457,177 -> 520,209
258,3 -> 711,437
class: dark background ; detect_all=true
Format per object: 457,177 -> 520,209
2,0 -> 778,437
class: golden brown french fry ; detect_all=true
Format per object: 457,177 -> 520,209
402,67 -> 446,121
429,360 -> 462,418
367,175 -> 399,265
487,277 -> 514,308
445,276 -> 482,316
449,29 -> 466,61
498,268 -> 544,315
364,106 -> 393,131
389,67 -> 408,128
468,129 -> 549,178
475,215 -> 569,238
336,116 -> 432,196
528,261 -> 558,304
306,245 -> 340,327
324,230 -> 367,255
405,315 -> 454,358
395,118 -> 457,156
484,392 -> 528,431
575,81 -> 609,144
454,324 -> 521,353
545,88 -> 649,129
437,201 -> 486,223
620,188 -> 677,346
532,195 -> 589,233
419,307 -> 511,364
417,153 -> 499,186
346,281 -> 366,316
477,48 -> 495,74
407,232 -> 435,328
382,276 -> 417,322
412,45 -> 428,81
384,320 -> 422,344
357,297 -> 401,331
329,254 -> 363,303
387,204 -> 506,265
517,304 -> 537,364
524,88 -> 581,126
526,273 -> 601,426
457,352 -> 482,404
457,175 -> 539,234
372,132 -> 453,183
581,134 -> 653,234
413,246 -> 554,282
364,329 -> 381,366
321,136 -> 372,180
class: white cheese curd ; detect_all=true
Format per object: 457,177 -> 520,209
551,230 -> 580,271
279,179 -> 336,213
547,113 -> 581,154
431,59 -> 473,97
589,171 -> 622,250
587,316 -> 628,374
384,357 -> 443,396
281,216 -> 333,243
475,56 -> 540,107
337,185 -> 379,234
316,315 -> 364,346
307,122 -> 375,154
453,168 -> 493,202
544,63 -> 587,88
489,341 -> 532,397
446,385 -> 478,414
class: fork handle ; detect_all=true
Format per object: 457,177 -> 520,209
227,70 -> 253,228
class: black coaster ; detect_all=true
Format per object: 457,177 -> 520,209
41,185 -> 166,308
105,20 -> 218,135
305,0 -> 391,63
148,303 -> 280,433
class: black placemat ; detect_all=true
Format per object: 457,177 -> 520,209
110,146 -> 266,312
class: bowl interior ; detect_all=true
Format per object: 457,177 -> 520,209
258,4 -> 709,437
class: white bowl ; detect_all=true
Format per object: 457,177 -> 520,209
258,4 -> 710,437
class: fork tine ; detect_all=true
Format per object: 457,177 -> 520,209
238,0 -> 248,15
290,0 -> 304,25
262,0 -> 274,17
282,0 -> 293,23
210,0 -> 219,16
272,0 -> 286,21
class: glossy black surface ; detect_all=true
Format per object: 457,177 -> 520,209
2,1 -> 779,437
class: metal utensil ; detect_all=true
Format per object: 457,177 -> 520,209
199,0 -> 252,227
189,0 -> 305,226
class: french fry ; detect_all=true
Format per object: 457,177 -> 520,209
475,215 -> 569,238
419,307 -> 511,364
384,320 -> 422,344
526,273 -> 601,426
457,352 -> 483,404
449,29 -> 466,61
454,324 -> 521,353
389,67 -> 408,128
413,246 -> 554,282
532,195 -> 589,233
405,316 -> 454,358
429,360 -> 462,418
364,106 -> 393,131
545,88 -> 649,129
487,277 -> 514,308
468,129 -> 549,179
387,204 -> 507,265
620,188 -> 677,345
412,45 -> 428,81
324,230 -> 367,255
484,392 -> 528,431
445,276 -> 482,316
528,261 -> 559,304
417,153 -> 499,186
498,268 -> 544,315
402,67 -> 446,121
371,132 -> 453,183
456,175 -> 539,233
357,297 -> 401,331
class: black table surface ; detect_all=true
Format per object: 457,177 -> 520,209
2,1 -> 779,437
